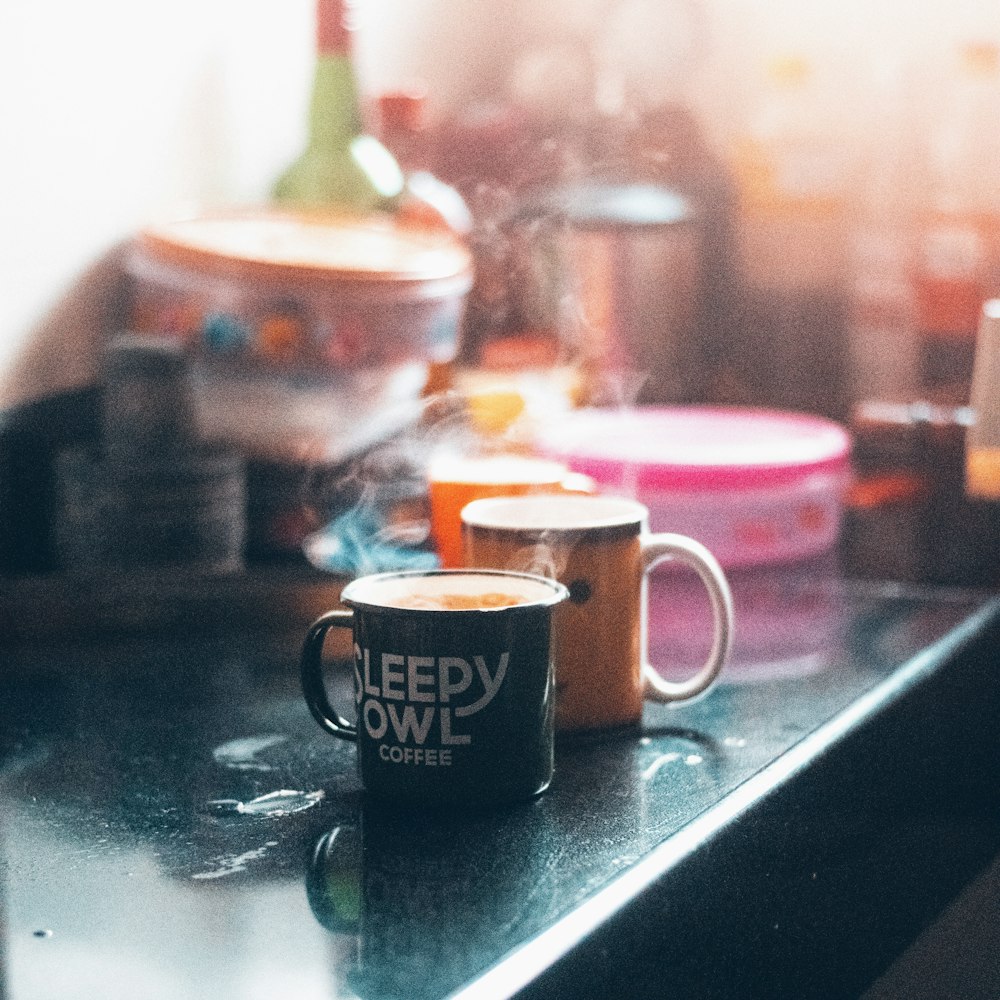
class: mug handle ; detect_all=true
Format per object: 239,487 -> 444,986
640,533 -> 734,703
301,610 -> 358,742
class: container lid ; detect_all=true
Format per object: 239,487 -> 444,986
134,208 -> 473,290
535,406 -> 852,491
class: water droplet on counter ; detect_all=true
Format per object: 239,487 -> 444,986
212,735 -> 287,772
723,736 -> 747,748
641,751 -> 682,780
684,754 -> 704,766
203,789 -> 325,818
191,845 -> 274,881
237,789 -> 325,816
33,929 -> 53,939
204,799 -> 243,815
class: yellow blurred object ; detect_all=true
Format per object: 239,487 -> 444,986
965,447 -> 1000,499
767,54 -> 811,87
962,41 -> 1000,77
452,364 -> 583,443
966,301 -> 1000,499
466,389 -> 527,436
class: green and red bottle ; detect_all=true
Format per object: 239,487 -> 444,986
272,0 -> 404,212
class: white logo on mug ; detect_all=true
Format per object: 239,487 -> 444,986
353,644 -> 510,763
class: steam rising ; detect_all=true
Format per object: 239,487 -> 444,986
502,539 -> 572,581
297,170 -> 654,577
303,391 -> 484,576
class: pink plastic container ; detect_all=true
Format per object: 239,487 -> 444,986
534,406 -> 853,568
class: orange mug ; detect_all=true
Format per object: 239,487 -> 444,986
461,495 -> 733,733
428,453 -> 593,569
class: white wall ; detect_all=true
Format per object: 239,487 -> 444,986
4,0 -> 1000,411
0,0 -> 318,410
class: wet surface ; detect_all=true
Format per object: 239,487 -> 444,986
0,562 -> 996,999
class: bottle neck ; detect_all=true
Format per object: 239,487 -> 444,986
316,0 -> 351,56
307,55 -> 364,149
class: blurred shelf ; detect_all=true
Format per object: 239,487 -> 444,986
0,563 -> 348,646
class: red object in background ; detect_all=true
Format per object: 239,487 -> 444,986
844,399 -> 1000,586
378,89 -> 427,145
316,0 -> 351,55
478,333 -> 561,371
914,272 -> 985,337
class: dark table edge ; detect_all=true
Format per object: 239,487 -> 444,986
449,596 -> 1000,1000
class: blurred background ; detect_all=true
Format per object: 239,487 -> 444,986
3,0 -> 1000,410
4,0 -> 1000,589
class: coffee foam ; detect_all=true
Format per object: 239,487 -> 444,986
461,494 -> 645,532
345,571 -> 563,610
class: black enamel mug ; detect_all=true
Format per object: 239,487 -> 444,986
300,569 -> 568,807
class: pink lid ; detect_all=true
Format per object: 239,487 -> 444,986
535,406 -> 852,492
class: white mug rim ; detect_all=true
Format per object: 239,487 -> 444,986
461,494 -> 648,536
341,567 -> 569,611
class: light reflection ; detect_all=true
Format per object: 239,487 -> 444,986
350,135 -> 405,198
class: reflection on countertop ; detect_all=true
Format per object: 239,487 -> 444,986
0,557 -> 997,1000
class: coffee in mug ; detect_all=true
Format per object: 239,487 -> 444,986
300,569 -> 568,806
461,495 -> 733,733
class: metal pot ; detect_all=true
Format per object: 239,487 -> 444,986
507,179 -> 710,405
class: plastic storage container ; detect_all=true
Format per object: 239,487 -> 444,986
126,208 -> 473,462
534,406 -> 852,568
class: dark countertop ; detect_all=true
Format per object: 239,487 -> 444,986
2,557 -> 999,1000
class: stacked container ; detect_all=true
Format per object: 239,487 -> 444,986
54,336 -> 246,575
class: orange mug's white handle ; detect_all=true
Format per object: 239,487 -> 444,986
640,533 -> 733,703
